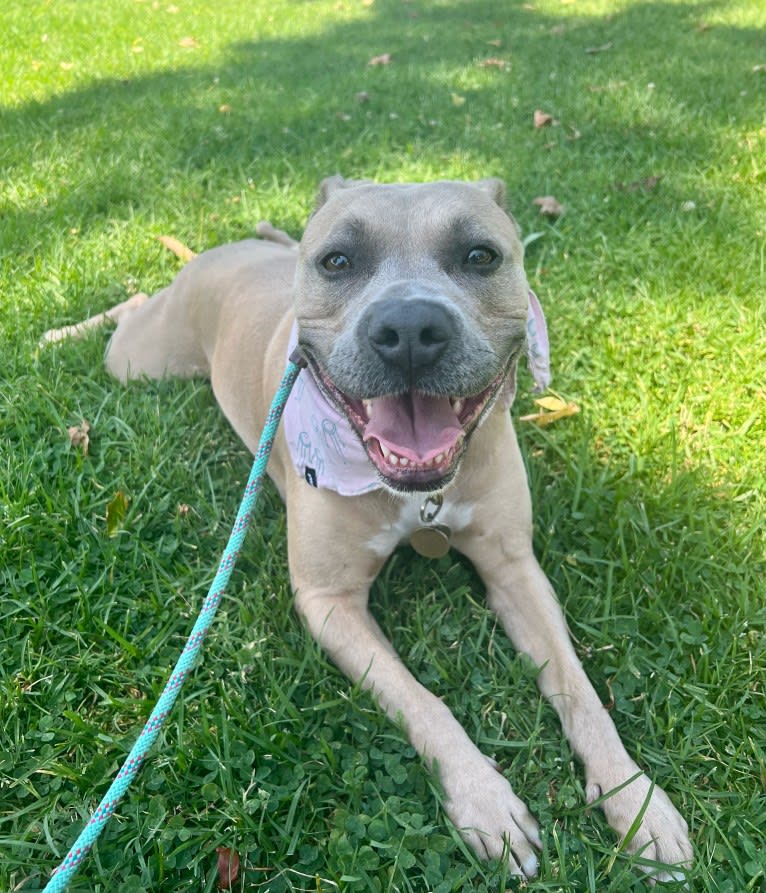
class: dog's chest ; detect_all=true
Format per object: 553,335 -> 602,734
366,495 -> 474,558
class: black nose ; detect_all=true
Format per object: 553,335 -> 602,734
366,298 -> 454,376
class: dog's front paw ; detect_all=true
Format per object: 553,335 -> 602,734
442,761 -> 541,878
587,767 -> 692,882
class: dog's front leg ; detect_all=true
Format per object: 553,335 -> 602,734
285,484 -> 541,878
455,428 -> 692,880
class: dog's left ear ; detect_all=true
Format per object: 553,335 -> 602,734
474,178 -> 522,238
315,175 -> 373,211
474,177 -> 507,209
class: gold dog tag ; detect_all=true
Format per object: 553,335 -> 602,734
410,524 -> 452,559
410,493 -> 451,558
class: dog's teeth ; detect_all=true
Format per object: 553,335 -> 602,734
399,456 -> 409,467
363,399 -> 373,415
379,441 -> 390,458
435,453 -> 444,464
388,453 -> 399,466
451,398 -> 464,415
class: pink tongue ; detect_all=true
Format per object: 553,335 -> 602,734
363,394 -> 463,462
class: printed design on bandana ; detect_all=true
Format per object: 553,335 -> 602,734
283,360 -> 381,497
282,289 -> 552,496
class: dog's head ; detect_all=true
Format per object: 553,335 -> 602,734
293,177 -> 530,493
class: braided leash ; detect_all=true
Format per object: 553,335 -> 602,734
43,353 -> 305,893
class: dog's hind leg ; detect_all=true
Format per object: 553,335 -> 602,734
104,279 -> 210,384
39,292 -> 149,347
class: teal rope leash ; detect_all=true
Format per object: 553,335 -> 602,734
43,353 -> 305,893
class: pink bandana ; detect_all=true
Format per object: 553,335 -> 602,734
282,291 -> 551,496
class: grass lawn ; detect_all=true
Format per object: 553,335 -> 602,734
2,0 -> 765,890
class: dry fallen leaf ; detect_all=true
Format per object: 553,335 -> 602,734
478,57 -> 509,69
533,108 -> 555,128
451,92 -> 466,106
368,53 -> 391,66
218,103 -> 232,114
585,41 -> 613,54
158,235 -> 197,262
178,36 -> 200,48
520,396 -> 580,426
486,39 -> 503,47
67,420 -> 91,455
216,848 -> 240,889
533,195 -> 564,217
60,62 -> 74,70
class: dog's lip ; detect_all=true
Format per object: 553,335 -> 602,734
300,350 -> 513,490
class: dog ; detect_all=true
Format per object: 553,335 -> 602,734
88,177 -> 692,880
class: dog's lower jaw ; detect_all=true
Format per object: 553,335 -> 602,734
303,350 -> 520,494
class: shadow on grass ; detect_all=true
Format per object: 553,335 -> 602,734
1,0 -> 763,259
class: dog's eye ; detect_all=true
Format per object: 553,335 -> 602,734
321,252 -> 352,273
464,246 -> 499,267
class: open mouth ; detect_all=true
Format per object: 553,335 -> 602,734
304,358 -> 511,491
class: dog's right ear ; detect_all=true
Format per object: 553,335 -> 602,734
474,177 -> 507,209
315,175 -> 373,210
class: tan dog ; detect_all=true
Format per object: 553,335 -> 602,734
98,178 -> 691,880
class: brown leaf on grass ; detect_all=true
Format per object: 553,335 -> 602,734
533,108 -> 556,128
158,235 -> 197,262
520,396 -> 580,426
178,36 -> 200,48
585,41 -> 613,54
216,848 -> 240,889
532,195 -> 564,217
478,57 -> 509,69
486,39 -> 503,48
67,420 -> 91,455
368,53 -> 391,66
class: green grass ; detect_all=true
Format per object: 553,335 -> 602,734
1,0 -> 764,890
